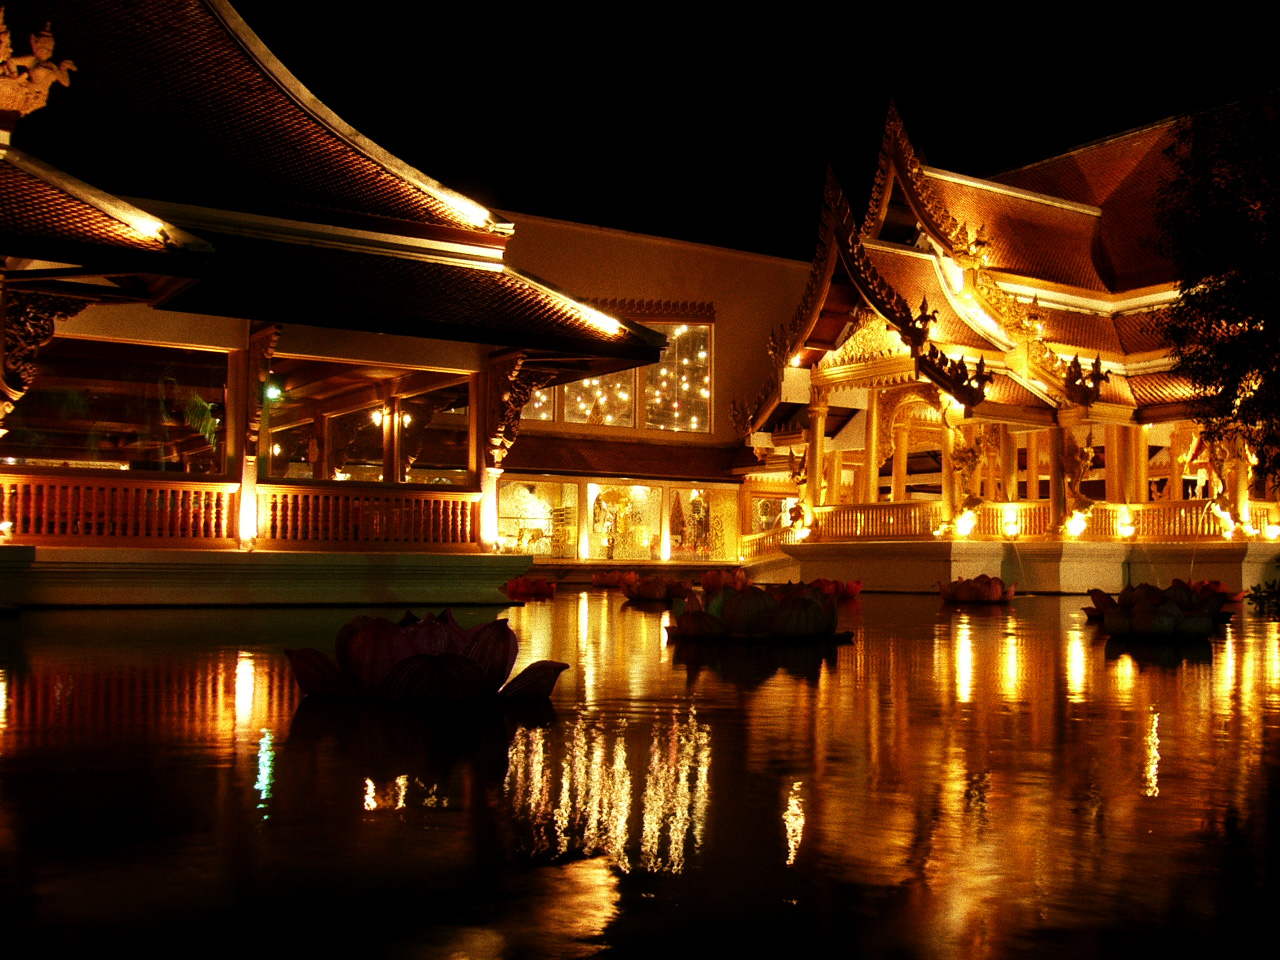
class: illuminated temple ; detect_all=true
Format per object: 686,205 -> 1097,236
1,2 -> 1275,604
734,106 -> 1280,592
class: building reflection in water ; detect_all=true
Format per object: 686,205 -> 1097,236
4,596 -> 1280,955
505,707 -> 710,874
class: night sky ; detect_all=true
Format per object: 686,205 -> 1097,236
231,5 -> 1271,262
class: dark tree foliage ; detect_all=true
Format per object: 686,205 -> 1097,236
1157,92 -> 1280,480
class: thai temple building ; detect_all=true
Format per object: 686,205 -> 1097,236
736,105 -> 1280,592
1,1 -> 1274,605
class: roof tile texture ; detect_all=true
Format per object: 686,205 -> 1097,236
14,0 -> 472,231
0,162 -> 165,252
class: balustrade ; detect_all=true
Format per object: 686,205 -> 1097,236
1,470 -> 236,544
255,482 -> 480,548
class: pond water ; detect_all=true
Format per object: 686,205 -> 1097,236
1,591 -> 1278,958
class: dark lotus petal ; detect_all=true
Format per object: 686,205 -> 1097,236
463,619 -> 520,693
401,615 -> 462,656
436,609 -> 471,654
285,648 -> 353,697
382,653 -> 488,707
397,610 -> 421,627
341,616 -> 413,693
334,615 -> 374,684
499,660 -> 569,700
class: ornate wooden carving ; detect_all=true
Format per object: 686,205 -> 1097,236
918,346 -> 993,411
487,353 -> 555,469
1,286 -> 86,420
1062,354 -> 1111,407
246,324 -> 281,457
0,15 -> 76,121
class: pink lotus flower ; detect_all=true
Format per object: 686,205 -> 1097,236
286,611 -> 568,706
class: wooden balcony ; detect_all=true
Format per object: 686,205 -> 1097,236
255,480 -> 480,550
1,468 -> 237,545
1,469 -> 482,552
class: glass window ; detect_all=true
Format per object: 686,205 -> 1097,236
498,480 -> 577,557
585,482 -> 661,560
644,324 -> 710,432
521,386 -> 555,421
669,486 -> 739,560
563,370 -> 635,427
0,337 -> 228,473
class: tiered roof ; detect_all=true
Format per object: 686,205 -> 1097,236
751,104 -> 1191,439
2,0 -> 663,377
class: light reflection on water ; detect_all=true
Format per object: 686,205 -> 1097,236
0,592 -> 1278,956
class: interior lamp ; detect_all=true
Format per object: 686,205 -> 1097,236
955,509 -> 977,537
1117,506 -> 1136,538
1065,511 -> 1088,537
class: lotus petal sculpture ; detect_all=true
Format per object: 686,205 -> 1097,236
701,567 -> 751,596
503,576 -> 556,600
1086,581 -> 1234,640
667,588 -> 844,643
938,575 -> 1015,604
620,573 -> 692,603
286,610 -> 568,707
591,571 -> 626,588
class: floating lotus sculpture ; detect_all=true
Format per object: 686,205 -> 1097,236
286,611 -> 568,707
938,575 -> 1015,604
591,571 -> 626,588
667,584 -> 847,643
1085,581 -> 1233,640
701,567 -> 750,596
503,575 -> 556,600
619,572 -> 692,603
768,578 -> 862,601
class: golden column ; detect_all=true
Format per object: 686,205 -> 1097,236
862,388 -> 880,504
805,386 -> 829,509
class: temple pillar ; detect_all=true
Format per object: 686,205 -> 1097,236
999,425 -> 1017,501
1049,425 -> 1066,530
226,348 -> 249,541
1233,442 -> 1252,523
1025,431 -> 1040,500
940,420 -> 955,521
1104,425 -> 1121,502
1132,424 -> 1149,502
891,423 -> 909,502
863,389 -> 880,503
806,388 -> 828,509
826,449 -> 843,505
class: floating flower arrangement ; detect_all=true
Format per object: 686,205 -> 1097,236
286,611 -> 568,707
938,575 -> 1016,604
503,575 -> 557,600
666,582 -> 850,644
1085,580 -> 1235,640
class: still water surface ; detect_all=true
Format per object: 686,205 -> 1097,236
1,592 -> 1278,957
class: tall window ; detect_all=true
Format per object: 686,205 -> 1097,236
526,322 -> 711,433
644,323 -> 710,432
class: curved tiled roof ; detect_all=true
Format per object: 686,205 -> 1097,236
862,244 -> 995,351
0,162 -> 164,254
1129,372 -> 1198,407
12,0 -> 478,232
989,123 -> 1178,291
1035,305 -> 1123,356
161,234 -> 660,360
926,175 -> 1107,291
985,375 -> 1048,408
1114,311 -> 1169,354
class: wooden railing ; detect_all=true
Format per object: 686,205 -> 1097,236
792,498 -> 1278,543
740,526 -> 798,561
255,481 -> 481,549
1,470 -> 237,544
814,501 -> 945,540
